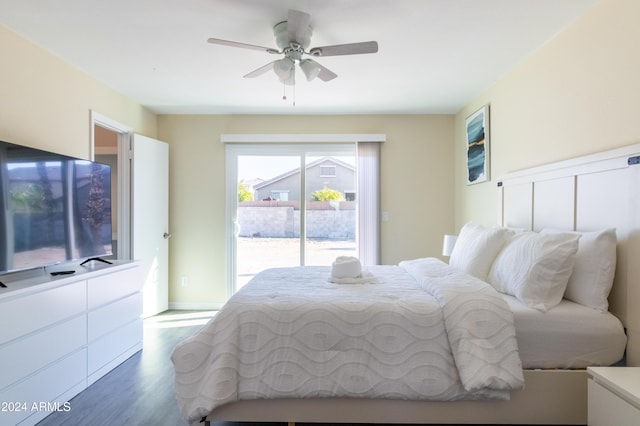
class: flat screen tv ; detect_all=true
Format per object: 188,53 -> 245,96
0,140 -> 112,275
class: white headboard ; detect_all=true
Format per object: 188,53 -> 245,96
497,144 -> 640,366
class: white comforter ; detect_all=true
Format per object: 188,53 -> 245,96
172,258 -> 524,423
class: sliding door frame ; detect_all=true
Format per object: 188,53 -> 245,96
222,134 -> 385,298
225,143 -> 355,295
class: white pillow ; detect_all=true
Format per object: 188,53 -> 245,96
488,231 -> 580,312
449,222 -> 513,281
542,228 -> 617,311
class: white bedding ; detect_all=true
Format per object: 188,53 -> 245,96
503,295 -> 626,368
172,259 -> 524,423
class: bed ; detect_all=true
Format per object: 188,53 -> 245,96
172,143 -> 640,425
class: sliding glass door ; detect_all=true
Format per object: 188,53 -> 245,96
226,144 -> 357,292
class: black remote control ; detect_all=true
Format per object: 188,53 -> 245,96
50,270 -> 75,276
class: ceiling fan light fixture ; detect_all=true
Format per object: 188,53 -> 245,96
273,57 -> 294,78
273,58 -> 295,85
280,72 -> 295,86
300,59 -> 321,81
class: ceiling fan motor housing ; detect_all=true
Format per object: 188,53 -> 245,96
273,21 -> 311,61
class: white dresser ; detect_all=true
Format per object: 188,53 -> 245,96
0,261 -> 142,426
587,366 -> 640,426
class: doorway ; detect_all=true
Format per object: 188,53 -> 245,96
92,116 -> 131,260
90,112 -> 170,317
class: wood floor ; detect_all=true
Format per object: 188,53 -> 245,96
36,310 -> 559,426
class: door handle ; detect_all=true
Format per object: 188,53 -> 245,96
163,232 -> 172,239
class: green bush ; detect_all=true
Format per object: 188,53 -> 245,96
311,186 -> 345,201
238,183 -> 253,202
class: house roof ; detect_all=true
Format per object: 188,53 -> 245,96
0,0 -> 599,115
254,157 -> 354,190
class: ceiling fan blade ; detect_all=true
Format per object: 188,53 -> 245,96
311,60 -> 338,82
308,41 -> 378,57
243,61 -> 277,78
287,9 -> 311,45
208,37 -> 278,54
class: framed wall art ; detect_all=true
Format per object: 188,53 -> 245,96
465,104 -> 490,185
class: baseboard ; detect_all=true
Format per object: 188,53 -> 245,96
168,302 -> 225,311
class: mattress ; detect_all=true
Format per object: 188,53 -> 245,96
503,294 -> 626,368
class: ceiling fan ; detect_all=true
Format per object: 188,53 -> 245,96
207,9 -> 378,85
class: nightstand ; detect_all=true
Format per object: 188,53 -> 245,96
587,366 -> 640,425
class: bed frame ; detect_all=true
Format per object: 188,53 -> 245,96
204,144 -> 640,425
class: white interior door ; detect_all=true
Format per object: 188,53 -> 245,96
132,134 -> 169,317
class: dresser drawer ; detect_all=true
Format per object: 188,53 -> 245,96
88,292 -> 142,341
88,317 -> 142,376
589,378 -> 640,425
0,280 -> 86,345
87,266 -> 141,310
0,348 -> 86,426
0,314 -> 86,390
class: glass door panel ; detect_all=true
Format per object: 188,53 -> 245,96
236,154 -> 301,288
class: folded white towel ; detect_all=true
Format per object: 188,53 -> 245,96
331,256 -> 362,278
329,256 -> 376,284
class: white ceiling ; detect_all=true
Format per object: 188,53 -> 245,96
0,0 -> 598,115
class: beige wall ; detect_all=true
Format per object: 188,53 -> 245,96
0,25 -> 157,158
454,0 -> 640,228
158,115 -> 454,306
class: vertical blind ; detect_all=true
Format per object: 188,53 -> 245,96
357,142 -> 381,265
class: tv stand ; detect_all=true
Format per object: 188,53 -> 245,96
0,261 -> 142,426
80,257 -> 113,266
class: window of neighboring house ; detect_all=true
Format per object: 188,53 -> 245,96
320,165 -> 336,177
270,190 -> 289,201
345,191 -> 356,201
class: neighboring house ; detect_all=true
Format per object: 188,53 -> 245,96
253,157 -> 355,202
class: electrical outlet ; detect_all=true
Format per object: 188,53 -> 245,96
180,276 -> 189,287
